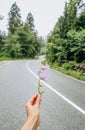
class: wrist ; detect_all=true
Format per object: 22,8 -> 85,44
26,116 -> 38,130
28,114 -> 39,120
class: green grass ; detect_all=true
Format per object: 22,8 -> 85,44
42,60 -> 85,81
52,64 -> 85,81
55,67 -> 85,81
0,55 -> 39,61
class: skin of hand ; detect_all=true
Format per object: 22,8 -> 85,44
21,94 -> 42,130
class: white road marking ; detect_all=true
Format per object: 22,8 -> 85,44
26,62 -> 85,115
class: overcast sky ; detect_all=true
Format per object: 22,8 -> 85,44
0,0 -> 66,36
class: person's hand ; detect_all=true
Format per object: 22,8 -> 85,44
25,94 -> 42,128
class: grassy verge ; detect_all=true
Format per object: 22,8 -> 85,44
0,55 -> 39,61
42,60 -> 85,81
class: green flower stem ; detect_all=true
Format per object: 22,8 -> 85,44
38,76 -> 41,94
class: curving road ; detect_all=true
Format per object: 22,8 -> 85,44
0,58 -> 85,130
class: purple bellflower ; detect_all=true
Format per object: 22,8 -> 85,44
37,65 -> 49,94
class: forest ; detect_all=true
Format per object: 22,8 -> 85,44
0,2 -> 43,59
46,0 -> 85,80
46,0 -> 85,64
0,0 -> 85,80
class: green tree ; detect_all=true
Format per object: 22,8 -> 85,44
67,29 -> 85,62
8,2 -> 22,33
2,33 -> 21,58
46,0 -> 85,65
0,16 -> 5,57
26,12 -> 34,31
62,0 -> 78,38
0,2 -> 43,59
16,28 -> 33,58
75,10 -> 85,30
17,24 -> 41,58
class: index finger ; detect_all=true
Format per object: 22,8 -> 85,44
30,94 -> 38,105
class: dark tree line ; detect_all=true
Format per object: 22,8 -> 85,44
46,0 -> 85,65
0,2 -> 43,59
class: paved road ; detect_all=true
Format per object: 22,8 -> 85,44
0,58 -> 85,130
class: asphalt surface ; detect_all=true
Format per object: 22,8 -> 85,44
0,58 -> 85,130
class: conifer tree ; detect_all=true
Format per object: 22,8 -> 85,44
8,2 -> 22,33
26,12 -> 34,31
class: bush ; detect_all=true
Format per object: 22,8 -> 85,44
62,61 -> 77,70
